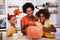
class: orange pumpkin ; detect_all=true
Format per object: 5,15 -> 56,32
26,26 -> 43,39
14,9 -> 20,16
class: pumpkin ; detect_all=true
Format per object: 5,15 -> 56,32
14,9 -> 20,16
26,26 -> 43,39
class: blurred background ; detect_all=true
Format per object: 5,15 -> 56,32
5,0 -> 60,29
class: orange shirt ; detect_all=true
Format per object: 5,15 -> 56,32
21,16 -> 38,27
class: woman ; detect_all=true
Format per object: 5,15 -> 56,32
21,3 -> 38,35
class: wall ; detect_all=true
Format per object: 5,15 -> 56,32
56,0 -> 60,27
6,0 -> 60,30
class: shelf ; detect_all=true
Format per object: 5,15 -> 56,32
36,5 -> 58,8
48,5 -> 58,8
35,5 -> 58,14
50,12 -> 58,14
0,15 -> 6,17
8,6 -> 19,8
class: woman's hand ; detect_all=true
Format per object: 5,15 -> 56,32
29,22 -> 36,26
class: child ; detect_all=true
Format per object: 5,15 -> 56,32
35,9 -> 56,38
6,14 -> 17,37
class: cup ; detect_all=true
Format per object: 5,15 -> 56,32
12,33 -> 18,40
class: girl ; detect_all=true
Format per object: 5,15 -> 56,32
35,9 -> 56,38
6,14 -> 17,37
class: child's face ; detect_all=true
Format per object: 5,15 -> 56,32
39,13 -> 45,23
9,16 -> 17,25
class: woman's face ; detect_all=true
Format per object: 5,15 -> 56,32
10,16 -> 17,25
26,7 -> 33,17
39,13 -> 45,23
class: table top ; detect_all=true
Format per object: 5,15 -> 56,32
15,28 -> 60,40
15,35 -> 60,40
1,28 -> 60,40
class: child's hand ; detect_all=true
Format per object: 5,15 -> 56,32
49,25 -> 56,32
43,27 -> 50,32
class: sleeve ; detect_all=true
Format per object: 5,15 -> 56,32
21,18 -> 25,30
6,27 -> 12,37
44,20 -> 53,27
48,20 -> 53,27
21,18 -> 26,34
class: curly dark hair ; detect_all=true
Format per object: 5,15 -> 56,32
36,9 -> 50,19
22,2 -> 34,13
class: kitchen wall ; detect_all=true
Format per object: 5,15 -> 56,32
56,0 -> 60,27
6,0 -> 60,30
6,0 -> 34,30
